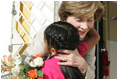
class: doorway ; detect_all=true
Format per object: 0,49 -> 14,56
95,17 -> 104,79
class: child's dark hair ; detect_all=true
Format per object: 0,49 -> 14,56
44,21 -> 84,79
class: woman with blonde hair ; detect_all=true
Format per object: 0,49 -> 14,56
25,1 -> 104,79
55,1 -> 104,78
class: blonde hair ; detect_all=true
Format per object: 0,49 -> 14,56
58,1 -> 104,21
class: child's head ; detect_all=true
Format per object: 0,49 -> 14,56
44,21 -> 79,55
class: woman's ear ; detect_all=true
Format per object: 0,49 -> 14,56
50,48 -> 56,56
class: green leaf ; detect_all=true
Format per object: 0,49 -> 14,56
36,70 -> 44,77
21,55 -> 27,60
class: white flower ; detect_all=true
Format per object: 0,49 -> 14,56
29,57 -> 44,67
11,65 -> 20,76
34,57 -> 44,67
13,56 -> 22,66
29,61 -> 36,67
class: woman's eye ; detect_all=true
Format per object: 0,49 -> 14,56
88,19 -> 92,22
76,19 -> 81,22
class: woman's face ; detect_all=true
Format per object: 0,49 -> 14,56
66,13 -> 95,40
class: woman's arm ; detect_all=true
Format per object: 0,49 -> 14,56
54,46 -> 96,79
84,46 -> 96,79
55,49 -> 88,76
85,27 -> 100,50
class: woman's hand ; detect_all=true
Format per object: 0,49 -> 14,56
54,49 -> 88,73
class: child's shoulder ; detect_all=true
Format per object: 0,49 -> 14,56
43,57 -> 60,68
42,57 -> 65,79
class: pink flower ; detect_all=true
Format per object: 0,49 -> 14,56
3,55 -> 12,66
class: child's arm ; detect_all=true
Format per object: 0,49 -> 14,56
85,27 -> 100,50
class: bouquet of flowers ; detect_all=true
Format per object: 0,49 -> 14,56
1,54 -> 44,79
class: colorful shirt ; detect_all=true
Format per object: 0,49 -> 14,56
41,42 -> 88,79
41,57 -> 65,79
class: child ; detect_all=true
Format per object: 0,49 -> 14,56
41,21 -> 87,79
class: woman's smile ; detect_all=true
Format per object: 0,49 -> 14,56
78,30 -> 86,35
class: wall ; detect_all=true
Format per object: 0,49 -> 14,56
107,1 -> 117,79
108,41 -> 117,79
108,2 -> 117,41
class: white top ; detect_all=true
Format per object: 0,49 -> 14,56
84,46 -> 96,79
